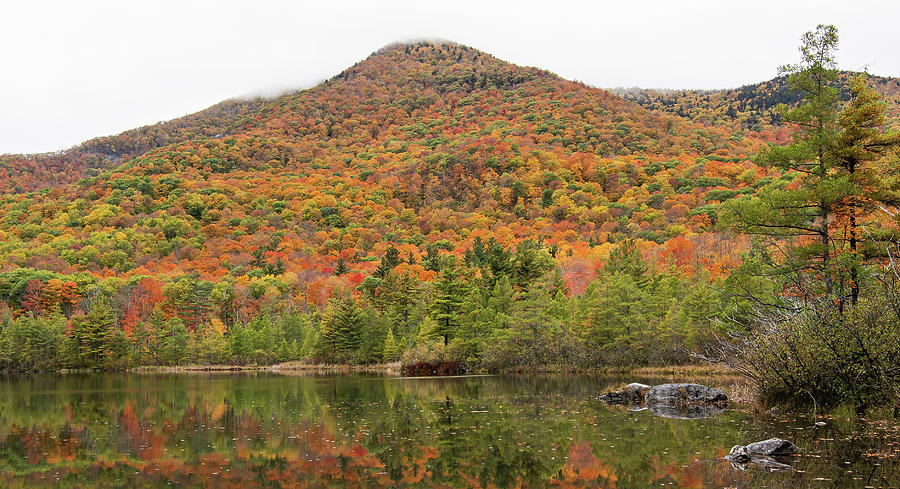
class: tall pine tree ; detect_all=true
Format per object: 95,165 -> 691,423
429,263 -> 468,346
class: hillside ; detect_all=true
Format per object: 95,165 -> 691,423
0,96 -> 270,193
610,71 -> 900,142
0,42 -> 763,284
0,41 -> 802,371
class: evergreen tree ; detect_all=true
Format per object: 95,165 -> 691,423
333,257 -> 349,276
374,246 -> 401,278
833,74 -> 900,303
721,25 -> 842,302
723,25 -> 900,307
12,311 -> 67,370
429,263 -> 468,346
70,297 -> 117,368
228,322 -> 250,363
159,317 -> 188,365
383,328 -> 400,362
131,317 -> 151,365
383,271 -> 422,346
579,272 -> 647,348
604,239 -> 649,288
321,295 -> 364,359
462,274 -> 514,359
511,239 -> 555,289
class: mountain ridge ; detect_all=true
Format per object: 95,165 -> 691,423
2,41 -> 761,194
4,44 -> 898,198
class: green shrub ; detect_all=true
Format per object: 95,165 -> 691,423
718,285 -> 900,409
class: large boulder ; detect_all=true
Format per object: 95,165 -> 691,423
645,383 -> 727,407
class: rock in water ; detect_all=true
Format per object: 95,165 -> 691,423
725,438 -> 798,464
599,382 -> 650,404
623,383 -> 651,402
726,445 -> 752,463
745,438 -> 798,457
644,383 -> 728,406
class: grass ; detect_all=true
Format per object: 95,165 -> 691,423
601,364 -> 737,377
271,361 -> 402,374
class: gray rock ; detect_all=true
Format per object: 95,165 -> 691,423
645,383 -> 727,407
726,445 -> 751,463
599,382 -> 651,405
725,438 -> 798,464
745,438 -> 798,457
623,382 -> 651,400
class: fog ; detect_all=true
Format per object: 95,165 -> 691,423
2,0 -> 897,154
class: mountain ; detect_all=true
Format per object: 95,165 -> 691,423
0,97 -> 270,193
0,42 -> 771,305
610,71 -> 900,142
3,40 -> 898,372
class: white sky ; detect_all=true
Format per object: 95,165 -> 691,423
2,0 -> 898,154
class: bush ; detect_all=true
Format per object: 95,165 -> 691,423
712,282 -> 900,409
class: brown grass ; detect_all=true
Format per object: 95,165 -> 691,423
132,365 -> 270,373
601,364 -> 737,377
271,361 -> 402,375
132,362 -> 403,375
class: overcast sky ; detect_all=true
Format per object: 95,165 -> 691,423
2,0 -> 898,154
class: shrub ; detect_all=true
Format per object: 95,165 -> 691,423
710,282 -> 900,409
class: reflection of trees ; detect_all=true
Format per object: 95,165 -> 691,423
0,374 -> 897,488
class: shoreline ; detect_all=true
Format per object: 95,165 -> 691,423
30,363 -> 737,378
130,361 -> 404,375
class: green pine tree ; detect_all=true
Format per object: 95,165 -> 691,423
70,297 -> 117,368
382,328 -> 400,362
375,246 -> 401,278
604,239 -> 649,288
333,257 -> 349,276
429,263 -> 468,346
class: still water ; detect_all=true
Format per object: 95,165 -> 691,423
0,373 -> 896,488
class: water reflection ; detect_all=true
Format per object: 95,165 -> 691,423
647,403 -> 726,420
727,455 -> 795,473
0,373 -> 896,488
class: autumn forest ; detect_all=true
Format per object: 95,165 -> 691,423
2,32 -> 900,408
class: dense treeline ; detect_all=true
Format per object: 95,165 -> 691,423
0,238 -> 735,371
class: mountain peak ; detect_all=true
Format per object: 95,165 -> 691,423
328,40 -> 553,89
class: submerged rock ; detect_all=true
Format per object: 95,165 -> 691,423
645,383 -> 727,407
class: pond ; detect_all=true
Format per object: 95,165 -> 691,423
0,373 -> 896,488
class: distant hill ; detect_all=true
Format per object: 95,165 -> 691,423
0,97 -> 270,193
610,72 -> 900,142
